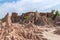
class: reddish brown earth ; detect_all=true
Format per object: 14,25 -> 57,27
0,12 -> 60,40
0,22 -> 60,40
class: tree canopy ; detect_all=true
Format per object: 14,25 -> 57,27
52,10 -> 60,20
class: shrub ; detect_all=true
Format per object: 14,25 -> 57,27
52,11 -> 59,20
24,16 -> 31,20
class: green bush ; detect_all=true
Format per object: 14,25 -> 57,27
52,11 -> 59,20
51,10 -> 55,13
24,16 -> 31,20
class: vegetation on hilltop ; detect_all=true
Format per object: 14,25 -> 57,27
52,10 -> 60,20
24,16 -> 31,20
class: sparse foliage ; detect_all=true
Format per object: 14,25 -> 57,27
24,16 -> 31,20
52,11 -> 59,20
51,10 -> 55,13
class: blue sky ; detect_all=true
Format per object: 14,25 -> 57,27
0,0 -> 18,4
0,0 -> 60,19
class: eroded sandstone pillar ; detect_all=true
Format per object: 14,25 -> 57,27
5,13 -> 12,27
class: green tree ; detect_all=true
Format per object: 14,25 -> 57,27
51,10 -> 55,13
52,11 -> 59,20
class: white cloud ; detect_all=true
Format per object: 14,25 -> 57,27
42,2 -> 60,10
0,0 -> 60,18
20,0 -> 43,3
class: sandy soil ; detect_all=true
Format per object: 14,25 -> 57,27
0,23 -> 60,40
43,28 -> 60,40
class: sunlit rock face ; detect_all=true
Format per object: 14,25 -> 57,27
1,13 -> 12,27
10,11 -> 54,26
40,12 -> 53,18
11,12 -> 20,23
1,11 -> 55,26
5,13 -> 12,27
0,11 -> 60,40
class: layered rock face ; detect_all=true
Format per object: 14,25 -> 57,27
0,11 -> 60,40
11,12 -> 20,23
5,13 -> 12,27
40,12 -> 54,18
1,11 -> 59,26
0,22 -> 48,40
10,11 -> 55,26
1,11 -> 59,27
0,13 -> 48,40
1,13 -> 12,27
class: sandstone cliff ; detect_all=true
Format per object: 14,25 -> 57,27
0,11 -> 60,40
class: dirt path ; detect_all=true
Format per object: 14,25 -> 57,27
43,28 -> 60,40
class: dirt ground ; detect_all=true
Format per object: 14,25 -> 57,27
0,23 -> 60,40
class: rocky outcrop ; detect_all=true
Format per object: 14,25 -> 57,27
5,13 -> 12,27
0,22 -> 48,40
11,12 -> 20,23
34,13 -> 45,26
40,12 -> 53,18
47,12 -> 53,17
10,11 -> 55,26
0,13 -> 12,27
1,11 -> 55,26
40,12 -> 47,17
1,11 -> 60,40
